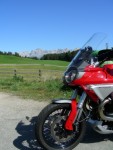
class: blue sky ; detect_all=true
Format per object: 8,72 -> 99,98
0,0 -> 113,52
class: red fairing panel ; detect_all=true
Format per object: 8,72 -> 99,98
69,65 -> 113,103
70,65 -> 113,86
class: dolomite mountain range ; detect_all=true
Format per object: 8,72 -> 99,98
19,48 -> 79,58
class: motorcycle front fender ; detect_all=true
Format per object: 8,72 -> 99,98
52,99 -> 72,104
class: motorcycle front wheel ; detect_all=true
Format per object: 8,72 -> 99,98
35,103 -> 86,150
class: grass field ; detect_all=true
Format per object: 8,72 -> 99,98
0,78 -> 72,101
0,55 -> 69,71
0,55 -> 69,66
0,55 -> 71,101
0,55 -> 70,80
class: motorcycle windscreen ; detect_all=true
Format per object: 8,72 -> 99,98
66,33 -> 107,72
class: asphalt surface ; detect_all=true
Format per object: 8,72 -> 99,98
0,92 -> 113,150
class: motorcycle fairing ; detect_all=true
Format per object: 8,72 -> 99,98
63,33 -> 108,85
88,84 -> 113,101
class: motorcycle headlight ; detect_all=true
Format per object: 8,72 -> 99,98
64,69 -> 78,84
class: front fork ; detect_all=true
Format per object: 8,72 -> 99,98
65,90 -> 87,131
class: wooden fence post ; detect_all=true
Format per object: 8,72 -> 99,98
14,69 -> 17,76
39,69 -> 42,81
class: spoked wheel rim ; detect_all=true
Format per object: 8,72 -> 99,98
42,107 -> 82,149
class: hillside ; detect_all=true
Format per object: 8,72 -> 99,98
0,55 -> 69,66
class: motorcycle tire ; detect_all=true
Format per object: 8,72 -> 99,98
35,103 -> 86,150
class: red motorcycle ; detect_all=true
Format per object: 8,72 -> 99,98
35,33 -> 113,150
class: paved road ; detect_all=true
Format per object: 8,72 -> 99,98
0,92 -> 113,150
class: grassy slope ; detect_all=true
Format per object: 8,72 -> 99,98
0,55 -> 69,66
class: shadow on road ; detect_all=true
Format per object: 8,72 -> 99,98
13,117 -> 113,150
82,123 -> 113,143
13,116 -> 44,150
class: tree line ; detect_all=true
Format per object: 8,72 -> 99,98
40,50 -> 79,61
0,51 -> 20,57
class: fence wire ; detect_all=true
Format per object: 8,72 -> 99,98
0,68 -> 64,81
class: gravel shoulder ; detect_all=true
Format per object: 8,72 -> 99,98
0,92 -> 113,150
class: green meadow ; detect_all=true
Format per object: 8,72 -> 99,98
0,55 -> 68,65
0,55 -> 69,70
0,55 -> 71,101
